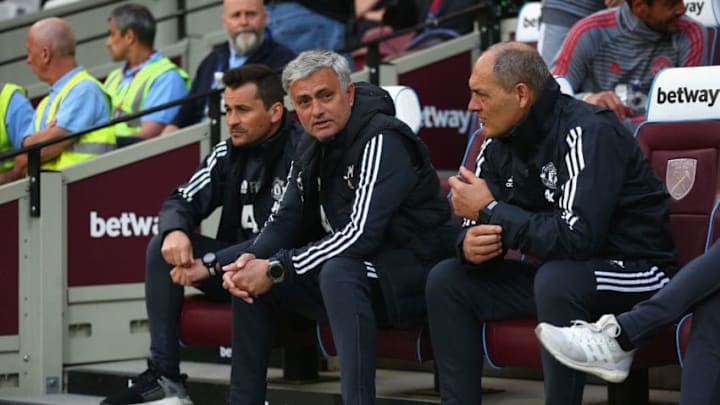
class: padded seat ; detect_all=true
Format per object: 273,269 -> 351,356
316,323 -> 433,363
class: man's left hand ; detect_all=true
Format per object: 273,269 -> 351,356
227,259 -> 273,304
169,259 -> 209,287
449,166 -> 496,220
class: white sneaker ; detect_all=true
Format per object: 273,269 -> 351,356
535,314 -> 635,383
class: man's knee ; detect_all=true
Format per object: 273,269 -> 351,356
318,257 -> 365,292
425,258 -> 464,304
534,261 -> 592,321
146,233 -> 166,270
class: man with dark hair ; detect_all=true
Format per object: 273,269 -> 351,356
164,0 -> 295,132
104,3 -> 189,145
100,64 -> 303,405
551,0 -> 706,124
221,49 -> 457,405
426,42 -> 677,404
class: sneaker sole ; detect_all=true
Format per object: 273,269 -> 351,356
535,325 -> 629,384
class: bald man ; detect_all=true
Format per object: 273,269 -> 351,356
426,42 -> 676,405
11,17 -> 115,178
164,0 -> 295,131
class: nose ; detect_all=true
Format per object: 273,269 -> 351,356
238,13 -> 249,26
467,95 -> 481,113
310,99 -> 325,117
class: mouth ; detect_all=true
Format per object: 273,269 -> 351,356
312,120 -> 332,130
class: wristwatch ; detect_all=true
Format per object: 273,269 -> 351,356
202,252 -> 218,277
266,259 -> 285,284
477,200 -> 498,224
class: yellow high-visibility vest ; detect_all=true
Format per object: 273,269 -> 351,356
105,57 -> 189,137
0,82 -> 27,172
35,69 -> 116,170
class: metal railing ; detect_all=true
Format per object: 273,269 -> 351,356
0,87 -> 223,217
0,0 -> 222,67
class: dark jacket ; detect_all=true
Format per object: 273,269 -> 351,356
170,31 -> 296,128
471,77 -> 677,274
158,114 -> 303,244
248,82 -> 457,325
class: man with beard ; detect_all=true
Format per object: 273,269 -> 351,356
100,64 -> 303,405
164,0 -> 295,131
551,0 -> 706,126
104,3 -> 189,145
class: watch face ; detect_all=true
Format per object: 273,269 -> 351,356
202,252 -> 216,266
269,264 -> 282,278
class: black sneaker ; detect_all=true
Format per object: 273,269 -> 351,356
100,360 -> 193,405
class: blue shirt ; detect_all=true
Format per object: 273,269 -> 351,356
228,44 -> 249,69
113,51 -> 188,124
28,66 -> 110,136
5,90 -> 34,149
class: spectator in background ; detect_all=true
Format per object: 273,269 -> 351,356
551,0 -> 706,126
0,82 -> 34,185
100,65 -> 303,405
265,1 -> 354,55
104,3 -> 189,146
539,0 -> 624,66
164,0 -> 295,132
14,17 -> 115,176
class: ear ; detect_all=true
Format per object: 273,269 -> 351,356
41,46 -> 52,64
269,101 -> 283,124
346,82 -> 355,108
515,83 -> 532,109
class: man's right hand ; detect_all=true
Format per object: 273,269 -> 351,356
583,91 -> 625,120
463,224 -> 503,265
161,230 -> 194,267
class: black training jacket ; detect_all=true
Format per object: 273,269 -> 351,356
471,78 -> 677,274
248,82 -> 458,324
158,114 -> 303,244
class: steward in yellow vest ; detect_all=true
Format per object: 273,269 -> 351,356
0,82 -> 34,175
105,4 -> 189,143
34,69 -> 116,170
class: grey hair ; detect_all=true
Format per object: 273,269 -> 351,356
488,42 -> 550,94
110,3 -> 156,47
281,50 -> 351,93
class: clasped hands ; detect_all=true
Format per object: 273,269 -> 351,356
449,166 -> 504,265
221,253 -> 273,304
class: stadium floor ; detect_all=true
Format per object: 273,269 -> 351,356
0,360 -> 682,405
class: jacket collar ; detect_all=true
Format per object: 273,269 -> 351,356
503,76 -> 561,152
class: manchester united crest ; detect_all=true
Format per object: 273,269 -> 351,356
666,158 -> 697,201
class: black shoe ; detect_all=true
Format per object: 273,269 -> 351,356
99,360 -> 193,405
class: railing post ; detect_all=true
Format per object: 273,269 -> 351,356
367,43 -> 381,85
208,89 -> 221,146
28,149 -> 41,218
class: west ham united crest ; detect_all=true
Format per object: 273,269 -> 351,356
666,158 -> 697,201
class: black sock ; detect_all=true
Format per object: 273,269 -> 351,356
615,329 -> 635,352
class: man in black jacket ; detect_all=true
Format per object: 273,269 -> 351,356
222,50 -> 457,405
426,42 -> 677,404
164,0 -> 295,131
100,65 -> 303,405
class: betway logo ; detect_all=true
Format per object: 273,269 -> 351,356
656,86 -> 719,107
422,106 -> 473,134
685,1 -> 705,17
90,211 -> 158,238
